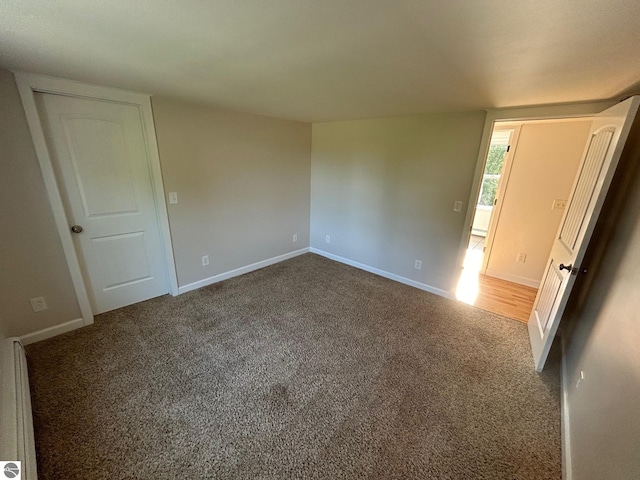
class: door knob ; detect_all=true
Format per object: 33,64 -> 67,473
70,225 -> 83,234
558,263 -> 572,272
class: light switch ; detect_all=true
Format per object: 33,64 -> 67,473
453,201 -> 463,212
169,192 -> 178,204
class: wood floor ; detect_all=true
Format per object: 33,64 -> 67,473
474,274 -> 538,323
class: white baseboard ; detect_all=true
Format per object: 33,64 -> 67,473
20,317 -> 85,346
18,249 -> 310,344
178,248 -> 310,295
484,270 -> 540,288
18,247 -> 449,344
309,248 -> 453,299
561,332 -> 573,480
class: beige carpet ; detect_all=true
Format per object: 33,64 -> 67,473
27,253 -> 561,479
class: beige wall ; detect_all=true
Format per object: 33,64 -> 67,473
0,72 -> 311,339
0,69 -> 81,337
0,313 -> 7,340
485,119 -> 592,286
310,112 -> 486,293
0,66 -> 613,344
152,97 -> 312,287
562,118 -> 640,479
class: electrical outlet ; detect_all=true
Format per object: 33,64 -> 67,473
168,192 -> 178,204
30,297 -> 48,312
414,260 -> 422,270
202,255 -> 209,267
325,235 -> 331,244
453,200 -> 463,212
293,233 -> 298,243
552,199 -> 567,210
517,253 -> 527,263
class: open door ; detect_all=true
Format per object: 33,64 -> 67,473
529,96 -> 640,372
479,125 -> 520,275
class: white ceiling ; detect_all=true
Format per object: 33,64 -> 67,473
1,1 -> 639,122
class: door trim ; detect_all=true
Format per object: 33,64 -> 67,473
15,72 -> 179,326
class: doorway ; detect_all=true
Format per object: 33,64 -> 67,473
36,92 -> 170,314
457,117 -> 594,322
17,73 -> 179,325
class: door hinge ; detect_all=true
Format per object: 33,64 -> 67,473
507,144 -> 510,152
493,198 -> 498,206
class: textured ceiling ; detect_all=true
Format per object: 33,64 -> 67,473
1,1 -> 639,122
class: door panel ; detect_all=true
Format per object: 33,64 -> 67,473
559,129 -> 613,251
63,117 -> 139,217
528,97 -> 640,371
36,93 -> 168,314
532,261 -> 563,336
91,231 -> 152,290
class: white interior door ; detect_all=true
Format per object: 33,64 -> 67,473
36,93 -> 169,314
529,96 -> 640,371
480,125 -> 521,274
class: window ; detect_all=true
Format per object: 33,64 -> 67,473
477,131 -> 511,207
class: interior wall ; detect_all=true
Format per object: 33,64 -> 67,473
310,112 -> 486,293
0,314 -> 7,340
0,68 -> 81,337
152,96 -> 312,287
485,119 -> 592,287
0,67 -> 615,341
562,115 -> 640,479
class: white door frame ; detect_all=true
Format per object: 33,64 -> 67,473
454,100 -> 617,292
15,72 -> 179,326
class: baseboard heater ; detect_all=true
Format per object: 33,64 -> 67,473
1,337 -> 38,479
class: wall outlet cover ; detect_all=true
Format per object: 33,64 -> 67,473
30,297 -> 48,312
552,199 -> 567,210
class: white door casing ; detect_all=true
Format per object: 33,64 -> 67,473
16,73 -> 179,325
35,93 -> 169,314
528,96 -> 640,372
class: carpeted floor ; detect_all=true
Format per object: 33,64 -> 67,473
27,253 -> 561,479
